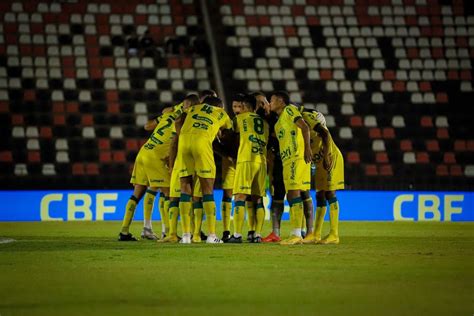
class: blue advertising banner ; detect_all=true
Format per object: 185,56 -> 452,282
0,190 -> 472,222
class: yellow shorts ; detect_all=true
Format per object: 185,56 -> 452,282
130,149 -> 170,187
233,161 -> 267,197
178,135 -> 215,178
169,160 -> 203,198
282,159 -> 311,191
315,147 -> 345,191
222,158 -> 236,190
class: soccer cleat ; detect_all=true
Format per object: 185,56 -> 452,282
141,228 -> 158,240
157,234 -> 179,243
180,235 -> 192,244
302,232 -> 320,244
252,236 -> 262,243
280,235 -> 303,245
318,234 -> 339,245
192,235 -> 202,243
301,230 -> 307,239
206,236 -> 223,244
200,231 -> 208,241
247,230 -> 255,242
226,235 -> 242,243
161,232 -> 166,239
221,230 -> 231,243
118,232 -> 138,241
262,232 -> 281,243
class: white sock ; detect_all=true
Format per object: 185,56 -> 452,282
234,233 -> 242,238
183,233 -> 191,238
274,228 -> 280,236
208,234 -> 217,239
292,228 -> 302,237
162,222 -> 166,232
144,220 -> 152,229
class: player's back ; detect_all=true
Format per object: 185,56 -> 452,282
275,105 -> 305,163
143,111 -> 178,152
180,103 -> 231,140
235,112 -> 269,164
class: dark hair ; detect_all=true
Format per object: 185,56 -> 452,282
199,89 -> 217,99
271,91 -> 290,105
250,91 -> 266,98
242,94 -> 257,110
233,93 -> 246,102
184,93 -> 200,106
203,96 -> 223,108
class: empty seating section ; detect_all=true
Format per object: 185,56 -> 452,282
0,0 -> 213,188
216,0 -> 474,189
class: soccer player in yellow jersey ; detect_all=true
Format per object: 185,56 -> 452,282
227,94 -> 269,243
177,96 -> 233,244
270,91 -> 313,245
301,109 -> 344,244
160,91 -> 216,244
216,94 -> 243,242
118,99 -> 192,241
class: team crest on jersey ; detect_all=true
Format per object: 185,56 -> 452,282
285,107 -> 294,116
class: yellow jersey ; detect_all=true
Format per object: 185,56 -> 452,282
180,103 -> 232,140
301,110 -> 338,163
274,105 -> 305,163
234,112 -> 269,164
142,111 -> 178,152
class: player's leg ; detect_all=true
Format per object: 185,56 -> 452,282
158,168 -> 180,243
221,189 -> 233,242
318,190 -> 340,244
221,160 -> 235,242
179,175 -> 194,244
301,190 -> 315,242
119,184 -> 147,241
192,179 -> 207,242
199,177 -> 222,243
141,187 -> 159,240
305,190 -> 325,244
263,158 -> 285,242
251,162 -> 267,243
318,148 -> 344,244
246,196 -> 256,241
228,193 -> 246,243
280,160 -> 309,245
192,197 -> 204,243
158,187 -> 171,238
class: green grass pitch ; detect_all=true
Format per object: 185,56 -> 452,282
0,221 -> 473,316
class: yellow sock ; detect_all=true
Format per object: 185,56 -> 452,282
193,201 -> 203,237
255,202 -> 265,236
222,197 -> 232,232
289,197 -> 303,237
233,201 -> 246,236
328,197 -> 339,237
143,190 -> 157,229
161,197 -> 170,234
168,200 -> 179,236
203,195 -> 216,235
179,194 -> 192,234
246,200 -> 256,231
314,200 -> 327,238
121,196 -> 138,234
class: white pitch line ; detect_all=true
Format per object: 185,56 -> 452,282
0,238 -> 16,244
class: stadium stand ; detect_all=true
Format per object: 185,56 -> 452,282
0,0 -> 214,189
210,0 -> 474,190
0,0 -> 473,190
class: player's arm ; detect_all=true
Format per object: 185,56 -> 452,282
314,124 -> 333,171
169,113 -> 186,170
144,116 -> 160,131
295,117 -> 313,164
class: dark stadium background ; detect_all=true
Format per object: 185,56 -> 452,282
0,0 -> 472,192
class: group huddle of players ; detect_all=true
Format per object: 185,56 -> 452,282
117,89 -> 344,245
